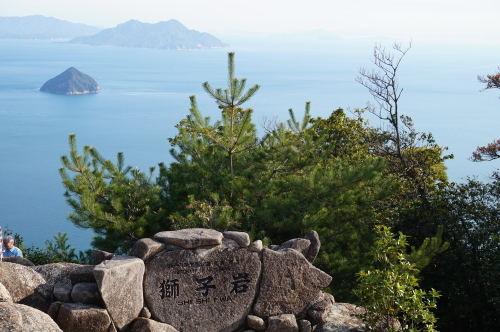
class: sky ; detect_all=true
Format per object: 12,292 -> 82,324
1,0 -> 500,41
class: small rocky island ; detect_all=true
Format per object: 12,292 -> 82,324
40,67 -> 100,94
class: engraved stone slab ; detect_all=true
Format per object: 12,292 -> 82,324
144,247 -> 261,332
154,228 -> 223,249
252,248 -> 332,317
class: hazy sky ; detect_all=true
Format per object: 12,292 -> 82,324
1,0 -> 499,40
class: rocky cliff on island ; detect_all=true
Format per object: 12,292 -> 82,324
40,67 -> 100,95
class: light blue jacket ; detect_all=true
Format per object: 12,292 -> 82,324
3,246 -> 23,258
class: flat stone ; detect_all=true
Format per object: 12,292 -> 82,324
57,302 -> 112,332
130,238 -> 166,261
306,292 -> 336,324
93,255 -> 145,330
144,246 -> 261,332
246,315 -> 266,331
93,250 -> 115,265
34,262 -> 83,286
252,248 -> 332,317
297,319 -> 312,332
71,282 -> 101,304
0,281 -> 13,303
248,240 -> 262,252
2,256 -> 35,267
0,302 -> 63,332
154,228 -> 223,249
223,231 -> 250,247
303,231 -> 321,263
267,314 -> 299,332
69,265 -> 96,285
53,283 -> 73,302
131,317 -> 180,332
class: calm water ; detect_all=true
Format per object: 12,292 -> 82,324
1,36 -> 499,251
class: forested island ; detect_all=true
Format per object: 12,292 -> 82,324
68,19 -> 228,50
39,67 -> 100,94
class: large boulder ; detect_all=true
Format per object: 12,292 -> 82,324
2,256 -> 35,267
34,262 -> 84,286
69,265 -> 96,285
267,314 -> 299,332
0,281 -> 13,303
313,303 -> 365,332
144,246 -> 261,332
56,302 -> 112,332
0,262 -> 52,311
306,292 -> 336,324
154,228 -> 223,249
252,248 -> 332,317
71,282 -> 101,305
93,255 -> 145,330
131,317 -> 180,332
130,238 -> 166,261
0,302 -> 63,332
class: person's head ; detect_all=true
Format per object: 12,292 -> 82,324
3,236 -> 14,250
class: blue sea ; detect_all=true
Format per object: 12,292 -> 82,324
1,36 -> 499,251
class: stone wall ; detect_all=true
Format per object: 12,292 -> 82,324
0,228 -> 365,332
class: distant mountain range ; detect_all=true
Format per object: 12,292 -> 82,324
0,15 -> 102,39
68,19 -> 228,50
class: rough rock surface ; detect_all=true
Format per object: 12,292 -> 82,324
0,261 -> 52,311
267,314 -> 299,332
34,262 -> 83,286
93,250 -> 115,265
69,265 -> 96,285
223,231 -> 251,248
154,228 -> 223,249
0,281 -> 13,303
306,292 -> 336,324
303,231 -> 321,263
246,315 -> 265,331
248,240 -> 262,252
71,282 -> 101,304
130,238 -> 166,261
313,303 -> 365,332
47,301 -> 62,320
0,302 -> 63,332
252,248 -> 332,317
53,283 -> 73,302
131,317 -> 180,332
57,302 -> 112,332
2,256 -> 35,266
278,238 -> 311,258
144,246 -> 261,332
297,319 -> 312,332
93,255 -> 145,330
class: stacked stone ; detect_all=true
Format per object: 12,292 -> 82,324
0,228 -> 366,332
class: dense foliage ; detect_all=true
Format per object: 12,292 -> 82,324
58,50 -> 500,331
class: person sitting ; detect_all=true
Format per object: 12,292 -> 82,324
2,236 -> 23,258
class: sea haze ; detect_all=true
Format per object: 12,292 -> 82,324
1,37 -> 499,251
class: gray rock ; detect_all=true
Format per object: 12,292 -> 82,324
223,231 -> 251,247
313,303 -> 365,332
69,265 -> 96,285
298,319 -> 312,332
306,292 -> 336,324
47,301 -> 62,320
140,306 -> 152,318
246,315 -> 266,331
93,255 -> 145,330
154,228 -> 224,249
269,244 -> 280,250
0,302 -> 63,332
93,250 -> 115,265
0,281 -> 13,303
53,283 -> 72,302
278,238 -> 311,258
303,231 -> 321,263
144,246 -> 261,332
0,262 -> 52,311
248,240 -> 263,252
130,238 -> 166,261
131,317 -> 180,332
222,238 -> 241,249
57,302 -> 112,332
252,248 -> 332,317
2,256 -> 35,267
71,282 -> 101,304
34,262 -> 83,286
267,314 -> 299,332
